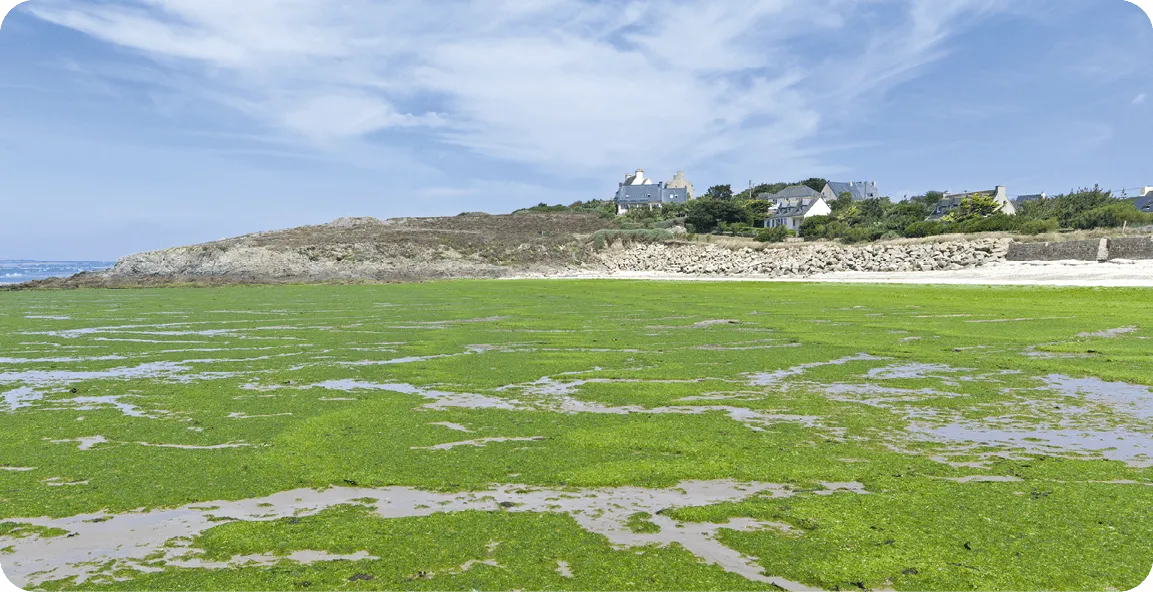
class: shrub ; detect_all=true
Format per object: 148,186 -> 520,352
880,230 -> 902,241
591,229 -> 674,250
904,221 -> 945,238
1071,203 -> 1153,230
1017,219 -> 1058,236
840,227 -> 872,244
756,226 -> 796,243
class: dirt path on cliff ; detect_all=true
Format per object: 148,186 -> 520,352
519,260 -> 1153,287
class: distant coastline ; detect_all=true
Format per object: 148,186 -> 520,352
0,260 -> 114,284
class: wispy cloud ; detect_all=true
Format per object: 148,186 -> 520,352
1134,93 -> 1148,104
25,0 -> 1004,179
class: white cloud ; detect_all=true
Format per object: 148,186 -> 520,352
1134,93 -> 1148,104
26,0 -> 1004,180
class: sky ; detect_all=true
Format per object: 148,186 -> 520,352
0,0 -> 1151,261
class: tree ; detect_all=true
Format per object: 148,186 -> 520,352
751,182 -> 788,199
684,199 -> 746,233
831,192 -> 854,215
704,184 -> 734,201
745,200 -> 773,226
799,215 -> 831,240
943,194 -> 1003,223
799,178 -> 829,193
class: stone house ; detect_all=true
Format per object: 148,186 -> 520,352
615,169 -> 690,215
666,171 -> 696,200
929,186 -> 1016,220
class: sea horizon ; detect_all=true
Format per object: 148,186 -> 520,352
0,260 -> 115,284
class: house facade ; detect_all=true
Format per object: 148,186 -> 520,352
766,196 -> 833,230
760,185 -> 836,230
615,169 -> 690,215
666,171 -> 696,200
930,186 -> 1016,220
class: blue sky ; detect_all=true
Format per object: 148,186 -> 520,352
0,0 -> 1151,261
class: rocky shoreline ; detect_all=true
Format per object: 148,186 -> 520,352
593,238 -> 1013,277
8,212 -> 1152,289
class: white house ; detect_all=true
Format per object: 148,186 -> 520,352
764,188 -> 833,231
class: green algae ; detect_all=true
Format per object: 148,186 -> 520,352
1,281 -> 1151,591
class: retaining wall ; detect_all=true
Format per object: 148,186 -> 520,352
1107,236 -> 1153,260
1006,236 -> 1153,261
1006,240 -> 1103,262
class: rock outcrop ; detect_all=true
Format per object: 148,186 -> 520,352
11,212 -> 1035,289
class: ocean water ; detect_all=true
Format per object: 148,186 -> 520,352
0,261 -> 114,284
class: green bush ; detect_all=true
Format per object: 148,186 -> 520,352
1071,203 -> 1153,230
879,230 -> 902,241
756,226 -> 796,243
904,221 -> 945,238
1018,219 -> 1058,236
591,229 -> 675,250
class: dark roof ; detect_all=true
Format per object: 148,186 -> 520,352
764,185 -> 820,200
616,184 -> 689,205
1136,195 -> 1153,213
769,197 -> 823,218
827,181 -> 876,201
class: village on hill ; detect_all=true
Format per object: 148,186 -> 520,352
518,169 -> 1153,244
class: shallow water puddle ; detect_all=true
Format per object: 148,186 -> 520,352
283,380 -> 523,411
748,354 -> 886,387
866,363 -> 975,381
2,386 -> 42,411
428,422 -> 472,433
0,479 -> 864,590
412,437 -> 546,451
0,355 -> 128,365
162,550 -> 379,570
46,436 -> 253,452
1076,327 -> 1138,339
1041,375 -> 1153,420
0,361 -> 246,393
908,422 -> 1153,467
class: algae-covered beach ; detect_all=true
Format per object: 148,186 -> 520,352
1,281 -> 1150,591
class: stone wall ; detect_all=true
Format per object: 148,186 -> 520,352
1006,236 -> 1153,262
596,238 -> 1012,277
1107,236 -> 1153,260
1006,240 -> 1103,262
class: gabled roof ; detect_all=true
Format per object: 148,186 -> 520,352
765,185 -> 820,201
827,181 -> 873,201
769,197 -> 824,219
